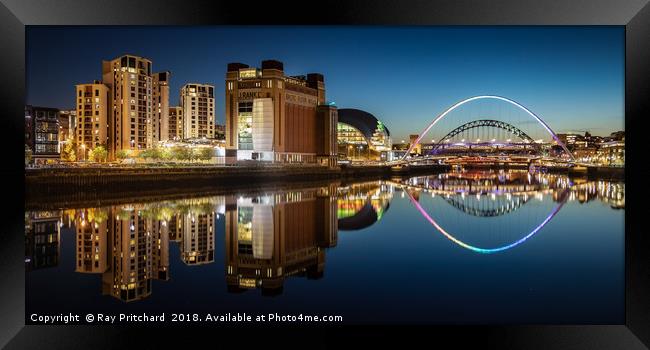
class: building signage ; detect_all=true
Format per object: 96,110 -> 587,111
286,93 -> 316,106
238,90 -> 265,100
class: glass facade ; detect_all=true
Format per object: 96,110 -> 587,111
237,102 -> 253,150
337,121 -> 391,161
337,123 -> 366,145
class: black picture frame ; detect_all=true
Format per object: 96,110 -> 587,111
3,0 -> 649,348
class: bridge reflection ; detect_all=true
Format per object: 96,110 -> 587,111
392,169 -> 623,253
25,170 -> 624,302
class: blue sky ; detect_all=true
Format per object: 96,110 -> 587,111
26,26 -> 624,140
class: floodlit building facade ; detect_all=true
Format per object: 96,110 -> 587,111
225,60 -> 337,165
180,83 -> 215,140
102,55 -> 154,158
152,71 -> 170,143
75,82 -> 110,158
168,106 -> 183,141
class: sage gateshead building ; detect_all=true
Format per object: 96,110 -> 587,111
225,60 -> 337,166
337,108 -> 392,161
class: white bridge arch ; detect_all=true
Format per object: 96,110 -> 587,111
401,95 -> 576,161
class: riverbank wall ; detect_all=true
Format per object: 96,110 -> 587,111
25,164 -> 450,208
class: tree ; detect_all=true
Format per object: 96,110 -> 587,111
149,147 -> 162,161
171,146 -> 192,162
160,147 -> 172,161
89,145 -> 108,163
141,147 -> 164,162
60,138 -> 76,162
116,149 -> 130,160
196,147 -> 214,161
138,148 -> 152,161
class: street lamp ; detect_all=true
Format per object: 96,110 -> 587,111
81,144 -> 86,162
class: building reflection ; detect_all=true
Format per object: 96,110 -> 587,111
75,208 -> 107,274
180,211 -> 215,266
224,185 -> 338,296
337,181 -> 393,231
66,202 -> 215,302
25,210 -> 60,271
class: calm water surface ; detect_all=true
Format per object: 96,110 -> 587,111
25,169 -> 624,324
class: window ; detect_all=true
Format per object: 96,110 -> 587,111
95,90 -> 99,96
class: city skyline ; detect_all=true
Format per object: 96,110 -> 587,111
26,26 -> 624,141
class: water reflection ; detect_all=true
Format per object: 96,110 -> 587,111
225,186 -> 338,295
25,169 -> 624,304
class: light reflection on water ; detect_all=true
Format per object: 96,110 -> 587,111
25,169 -> 624,324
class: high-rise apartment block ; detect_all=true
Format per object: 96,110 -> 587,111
102,55 -> 154,157
152,71 -> 170,143
180,83 -> 215,140
168,106 -> 183,141
75,82 -> 109,157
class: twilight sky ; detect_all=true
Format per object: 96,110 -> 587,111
26,26 -> 624,140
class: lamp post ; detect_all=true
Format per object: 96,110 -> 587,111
81,144 -> 86,162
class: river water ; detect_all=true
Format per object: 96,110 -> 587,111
25,169 -> 624,324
